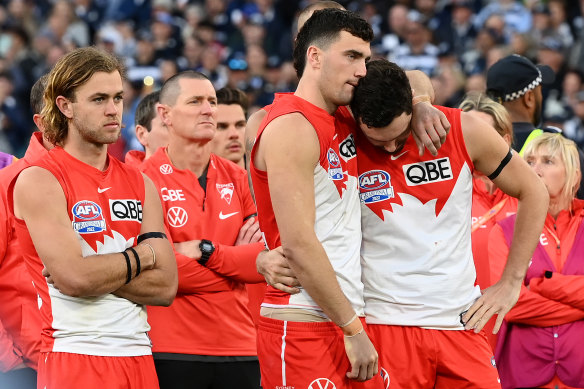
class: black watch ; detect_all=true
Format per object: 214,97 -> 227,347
198,239 -> 215,266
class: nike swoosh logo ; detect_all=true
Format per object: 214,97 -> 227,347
97,187 -> 111,193
219,211 -> 239,220
390,151 -> 408,160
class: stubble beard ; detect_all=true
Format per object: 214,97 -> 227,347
72,116 -> 121,146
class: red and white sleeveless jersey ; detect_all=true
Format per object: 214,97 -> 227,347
251,94 -> 364,315
11,147 -> 150,356
357,106 -> 481,329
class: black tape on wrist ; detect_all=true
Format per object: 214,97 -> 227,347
137,232 -> 167,244
121,251 -> 132,284
128,247 -> 141,277
487,149 -> 513,181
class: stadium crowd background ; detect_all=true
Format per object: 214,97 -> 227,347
0,0 -> 583,159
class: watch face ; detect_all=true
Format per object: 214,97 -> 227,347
201,242 -> 213,252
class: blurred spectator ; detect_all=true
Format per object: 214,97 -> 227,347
0,71 -> 31,156
390,10 -> 440,76
151,11 -> 182,60
460,26 -> 504,76
434,0 -> 477,59
474,0 -> 532,40
378,3 -> 409,56
178,36 -> 204,70
563,90 -> 584,149
37,0 -> 90,48
198,43 -> 229,89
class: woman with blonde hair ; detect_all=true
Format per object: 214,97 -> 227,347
489,133 -> 584,389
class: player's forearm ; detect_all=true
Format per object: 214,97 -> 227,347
113,239 -> 177,305
113,268 -> 177,306
499,181 -> 548,284
52,244 -> 157,298
405,70 -> 435,101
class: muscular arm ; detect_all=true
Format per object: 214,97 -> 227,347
461,111 -> 549,333
245,108 -> 267,203
112,174 -> 177,306
14,167 -> 172,300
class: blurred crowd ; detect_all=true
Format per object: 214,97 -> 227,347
0,0 -> 583,158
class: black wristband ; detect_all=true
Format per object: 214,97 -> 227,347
487,149 -> 513,180
128,247 -> 141,277
137,232 -> 167,244
121,250 -> 132,284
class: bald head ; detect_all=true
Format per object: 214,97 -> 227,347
297,1 -> 345,34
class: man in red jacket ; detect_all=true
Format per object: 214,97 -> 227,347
141,70 -> 284,389
0,74 -> 51,389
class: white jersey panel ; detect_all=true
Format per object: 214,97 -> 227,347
361,163 -> 481,329
50,228 -> 151,356
287,164 -> 365,316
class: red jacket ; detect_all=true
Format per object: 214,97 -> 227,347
490,200 -> 584,388
142,148 -> 264,356
0,133 -> 47,371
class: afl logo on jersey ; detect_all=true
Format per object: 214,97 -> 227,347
71,200 -> 106,234
327,148 -> 343,180
359,170 -> 394,204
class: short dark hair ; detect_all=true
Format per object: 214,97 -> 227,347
216,87 -> 249,115
30,74 -> 49,115
159,70 -> 210,106
350,59 -> 413,128
293,8 -> 373,78
135,91 -> 160,132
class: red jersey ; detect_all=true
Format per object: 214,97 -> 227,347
124,150 -> 145,168
141,148 -> 263,356
250,93 -> 364,315
357,106 -> 481,329
471,178 -> 517,289
11,147 -> 151,357
0,133 -> 46,371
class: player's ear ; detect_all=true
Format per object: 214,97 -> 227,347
55,96 -> 74,119
306,46 -> 321,70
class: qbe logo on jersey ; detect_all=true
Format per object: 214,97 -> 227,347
109,199 -> 143,222
327,148 -> 343,180
359,170 -> 394,204
339,134 -> 356,162
71,200 -> 106,234
403,157 -> 453,186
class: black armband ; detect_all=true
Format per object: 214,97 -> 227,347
127,247 -> 141,277
137,232 -> 167,244
121,251 -> 132,284
487,149 -> 513,180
